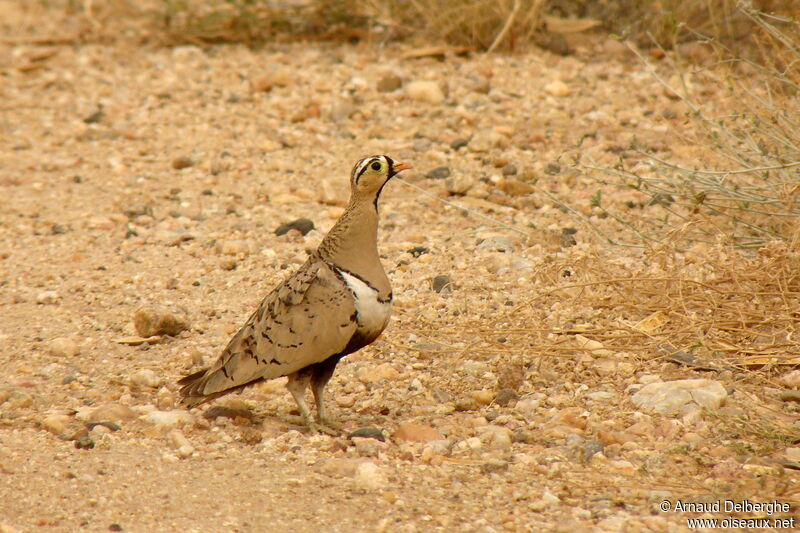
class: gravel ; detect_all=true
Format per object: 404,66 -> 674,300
0,15 -> 789,531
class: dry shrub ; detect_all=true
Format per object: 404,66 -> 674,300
378,0 -> 546,50
580,5 -> 800,248
545,0 -> 793,49
10,0 -> 793,52
425,238 -> 800,370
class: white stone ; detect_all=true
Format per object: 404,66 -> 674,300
445,174 -> 476,195
353,462 -> 387,490
479,426 -> 513,450
631,379 -> 727,415
468,129 -> 509,153
530,490 -> 560,511
357,362 -> 400,383
142,409 -> 194,428
48,337 -> 79,357
544,80 -> 570,97
130,369 -> 162,388
515,398 -> 539,418
405,81 -> 444,104
36,291 -> 59,304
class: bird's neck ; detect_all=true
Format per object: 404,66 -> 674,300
318,194 -> 389,294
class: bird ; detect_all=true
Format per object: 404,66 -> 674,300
178,155 -> 411,433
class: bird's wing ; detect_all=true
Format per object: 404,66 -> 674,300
179,253 -> 359,405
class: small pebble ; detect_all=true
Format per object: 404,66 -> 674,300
357,363 -> 400,383
405,81 -> 445,104
544,80 -> 570,97
432,275 -> 451,293
426,167 -> 451,180
450,138 -> 469,150
87,403 -> 136,423
583,439 -> 605,461
392,423 -> 442,443
480,459 -> 509,474
130,369 -> 162,388
354,462 -> 387,490
468,129 -> 508,153
142,410 -> 194,428
445,174 -> 476,195
476,236 -> 514,253
495,388 -> 518,406
48,337 -> 80,358
134,306 -> 190,337
36,291 -> 59,305
501,163 -> 517,176
171,156 -> 193,170
376,75 -> 402,93
544,162 -> 561,175
412,139 -> 430,152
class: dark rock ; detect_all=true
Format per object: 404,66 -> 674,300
108,524 -> 123,532
583,439 -> 604,461
376,75 -> 402,93
50,224 -> 67,235
544,162 -> 561,175
780,391 -> 800,403
495,388 -> 519,406
86,421 -> 121,432
171,156 -> 194,170
454,398 -> 477,412
512,429 -> 535,444
124,205 -> 153,218
275,218 -> 315,236
74,435 -> 95,450
450,138 -> 469,150
501,163 -> 517,176
203,406 -> 253,421
480,460 -> 509,474
432,275 -> 452,293
538,33 -> 570,55
561,227 -> 577,248
426,166 -> 451,179
348,426 -> 386,442
407,246 -> 429,257
83,105 -> 104,124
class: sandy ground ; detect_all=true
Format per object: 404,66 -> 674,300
2,5 -> 800,533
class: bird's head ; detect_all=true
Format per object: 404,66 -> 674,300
349,155 -> 412,200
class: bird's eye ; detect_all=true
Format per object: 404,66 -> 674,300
371,161 -> 382,171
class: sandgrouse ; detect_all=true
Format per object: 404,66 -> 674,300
178,155 -> 411,433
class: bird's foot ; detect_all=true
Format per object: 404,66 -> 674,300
307,420 -> 341,436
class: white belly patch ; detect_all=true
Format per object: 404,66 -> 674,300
338,269 -> 391,334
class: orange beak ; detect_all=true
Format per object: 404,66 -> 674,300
393,161 -> 412,173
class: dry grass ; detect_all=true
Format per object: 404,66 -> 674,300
9,0 -> 793,51
574,6 -> 800,249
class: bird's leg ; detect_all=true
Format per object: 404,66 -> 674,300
311,380 -> 342,433
311,356 -> 343,434
287,371 -> 339,435
285,372 -> 314,427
